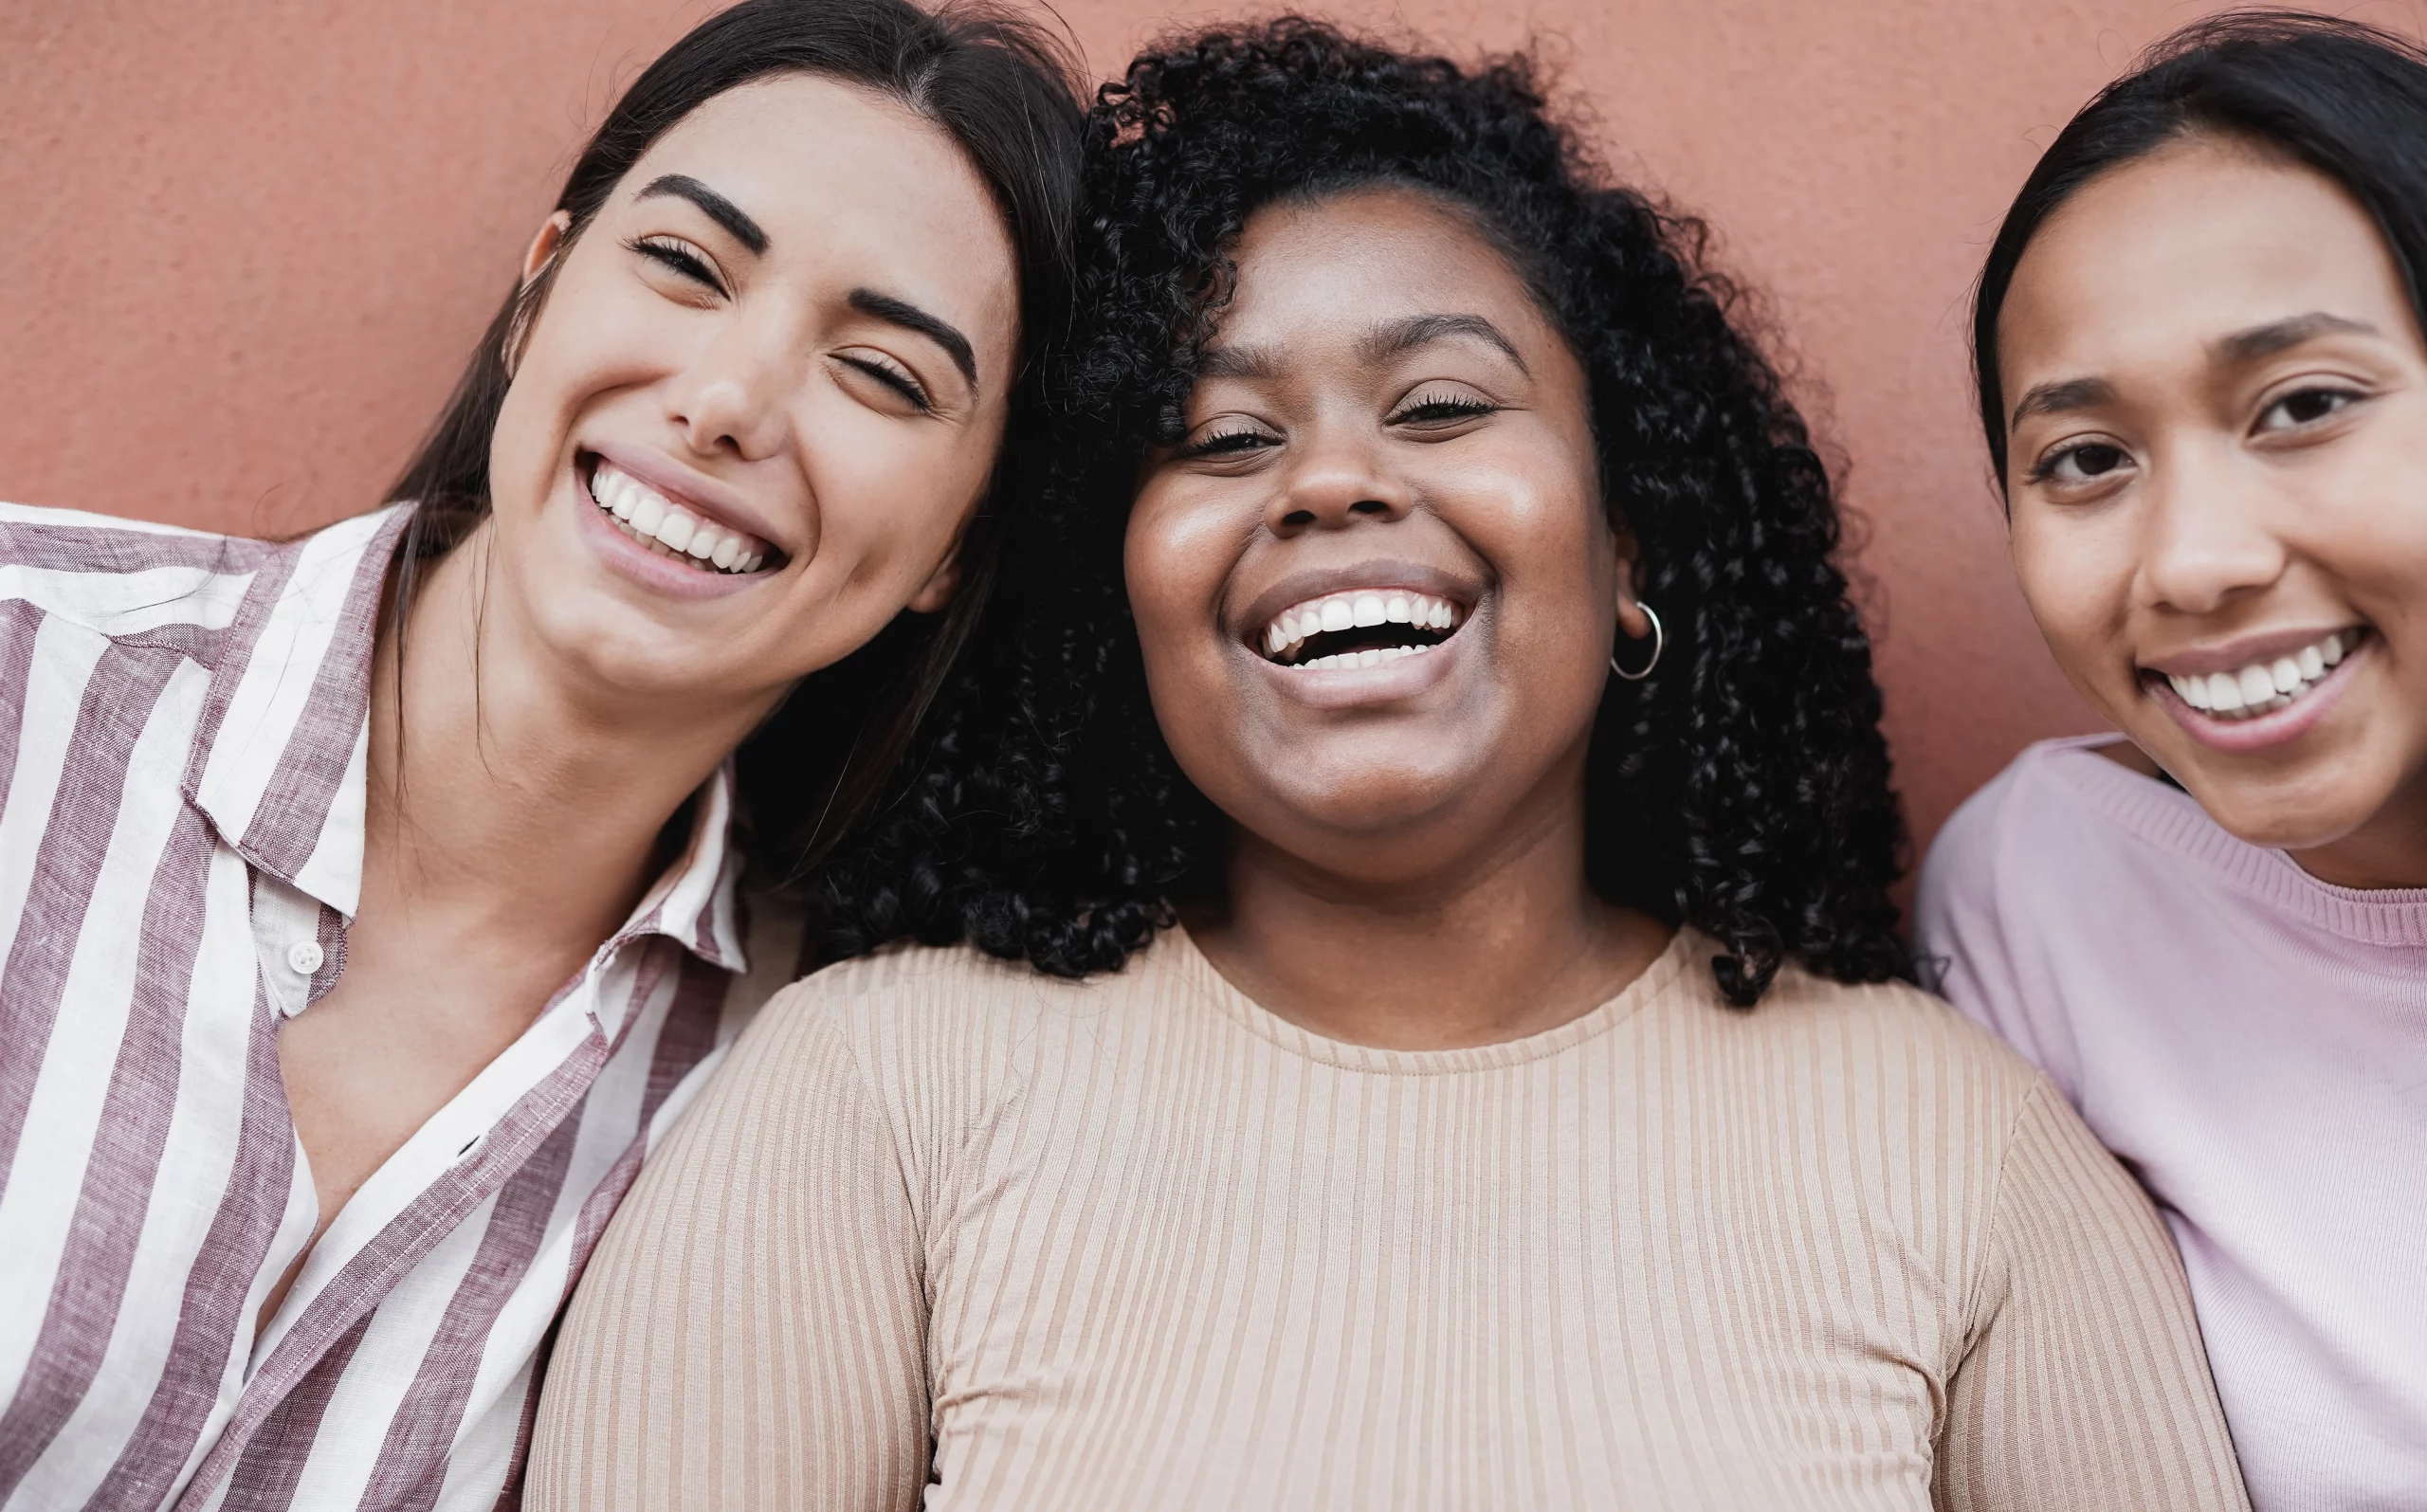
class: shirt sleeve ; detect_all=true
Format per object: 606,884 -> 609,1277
525,983 -> 929,1512
1933,1083 -> 2249,1512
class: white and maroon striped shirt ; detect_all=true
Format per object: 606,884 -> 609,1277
0,501 -> 797,1510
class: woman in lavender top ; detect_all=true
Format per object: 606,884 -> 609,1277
1918,15 -> 2427,1510
0,3 -> 1079,1507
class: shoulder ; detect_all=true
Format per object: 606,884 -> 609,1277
737,935 -> 1176,1106
0,500 -> 392,644
1736,956 -> 2050,1114
1922,738 -> 2120,903
1668,949 -> 2057,1192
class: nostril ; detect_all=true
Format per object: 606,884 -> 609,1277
1280,508 -> 1318,528
1349,499 -> 1391,516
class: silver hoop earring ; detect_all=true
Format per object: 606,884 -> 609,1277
1609,603 -> 1663,682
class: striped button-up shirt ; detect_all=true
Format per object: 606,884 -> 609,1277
0,501 -> 797,1510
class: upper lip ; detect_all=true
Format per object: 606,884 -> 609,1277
581,441 -> 790,552
2140,624 -> 2366,678
1235,559 -> 1482,645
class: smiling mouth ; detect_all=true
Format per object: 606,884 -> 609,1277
1258,588 -> 1467,670
2153,628 -> 2366,720
584,456 -> 780,575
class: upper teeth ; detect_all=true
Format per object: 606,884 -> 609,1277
2166,630 -> 2356,718
1262,590 -> 1462,663
589,462 -> 769,574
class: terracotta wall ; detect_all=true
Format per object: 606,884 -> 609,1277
0,0 -> 2385,865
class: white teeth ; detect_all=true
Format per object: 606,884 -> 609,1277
587,461 -> 774,575
629,490 -> 666,536
2164,630 -> 2362,720
1255,588 -> 1468,665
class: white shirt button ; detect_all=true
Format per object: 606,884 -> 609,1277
286,939 -> 325,976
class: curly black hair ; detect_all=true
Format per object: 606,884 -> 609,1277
809,17 -> 1908,1006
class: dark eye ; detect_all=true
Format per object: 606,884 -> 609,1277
2033,441 -> 2131,487
2258,387 -> 2356,432
628,235 -> 723,294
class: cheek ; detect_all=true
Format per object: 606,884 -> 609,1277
2009,509 -> 2133,676
1122,487 -> 1238,679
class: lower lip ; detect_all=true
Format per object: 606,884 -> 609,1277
574,483 -> 772,601
1250,629 -> 1464,706
2149,638 -> 2368,754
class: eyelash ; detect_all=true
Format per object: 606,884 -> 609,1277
628,235 -> 722,294
1391,393 -> 1497,425
842,355 -> 934,413
1179,424 -> 1273,459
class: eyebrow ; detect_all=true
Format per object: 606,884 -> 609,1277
849,288 -> 978,390
1194,313 -> 1528,385
1359,313 -> 1530,374
2215,311 -> 2378,364
635,173 -> 767,255
2008,375 -> 2118,429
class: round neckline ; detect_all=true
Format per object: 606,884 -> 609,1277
2040,735 -> 2427,948
1157,920 -> 1708,1076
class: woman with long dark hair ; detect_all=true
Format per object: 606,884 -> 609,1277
1919,14 -> 2427,1507
537,21 -> 2245,1508
0,3 -> 1078,1507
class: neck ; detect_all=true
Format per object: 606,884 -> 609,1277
1188,762 -> 1673,1051
363,527 -> 777,958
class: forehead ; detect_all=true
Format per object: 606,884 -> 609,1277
622,76 -> 1019,337
1214,187 -> 1552,349
2000,137 -> 2417,377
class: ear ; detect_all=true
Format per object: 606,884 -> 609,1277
1612,526 -> 1651,640
521,209 -> 572,284
906,547 -> 964,615
502,210 -> 574,379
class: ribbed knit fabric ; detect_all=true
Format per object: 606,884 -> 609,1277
1918,737 -> 2427,1512
529,926 -> 2248,1511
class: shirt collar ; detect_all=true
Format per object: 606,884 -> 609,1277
183,504 -> 411,915
180,502 -> 752,977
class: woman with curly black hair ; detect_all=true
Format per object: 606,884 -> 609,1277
533,21 -> 2248,1510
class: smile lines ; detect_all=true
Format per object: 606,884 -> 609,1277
2161,628 -> 2362,720
588,460 -> 774,574
1261,589 -> 1465,669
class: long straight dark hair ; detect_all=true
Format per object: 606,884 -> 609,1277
1973,10 -> 2427,486
386,0 -> 1082,879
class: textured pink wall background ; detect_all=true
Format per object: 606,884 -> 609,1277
1,0 -> 2397,864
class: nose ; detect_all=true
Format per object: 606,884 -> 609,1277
2134,439 -> 2289,615
663,320 -> 792,463
1264,423 -> 1414,536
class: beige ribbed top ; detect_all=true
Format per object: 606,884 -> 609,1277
529,927 -> 2248,1511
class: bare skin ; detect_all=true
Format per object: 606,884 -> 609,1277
1998,136 -> 2427,888
264,74 -> 1019,1328
1126,189 -> 1671,1052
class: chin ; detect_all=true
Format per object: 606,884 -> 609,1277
2174,763 -> 2382,854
